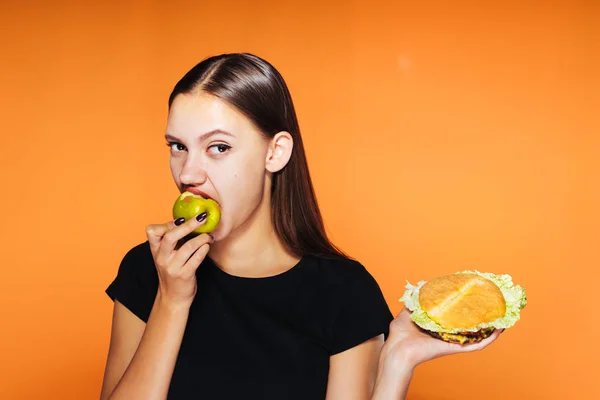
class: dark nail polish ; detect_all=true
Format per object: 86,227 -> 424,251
174,217 -> 185,226
196,212 -> 208,223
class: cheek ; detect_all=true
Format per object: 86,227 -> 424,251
216,159 -> 265,212
169,158 -> 180,182
233,165 -> 264,200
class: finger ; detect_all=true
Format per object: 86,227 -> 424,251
396,306 -> 412,320
146,220 -> 178,255
180,242 -> 211,279
170,233 -> 214,271
389,306 -> 416,336
159,212 -> 209,258
457,328 -> 503,352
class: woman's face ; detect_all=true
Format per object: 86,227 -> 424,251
165,92 -> 274,241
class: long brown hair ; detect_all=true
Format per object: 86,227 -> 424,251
168,53 -> 349,260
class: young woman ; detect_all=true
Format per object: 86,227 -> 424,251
100,53 -> 501,400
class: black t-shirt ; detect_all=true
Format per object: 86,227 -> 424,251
106,241 -> 394,399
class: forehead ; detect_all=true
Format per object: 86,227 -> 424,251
166,92 -> 258,139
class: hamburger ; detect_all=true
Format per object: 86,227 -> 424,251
399,270 -> 527,344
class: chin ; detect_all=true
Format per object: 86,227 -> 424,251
210,232 -> 225,242
209,223 -> 229,242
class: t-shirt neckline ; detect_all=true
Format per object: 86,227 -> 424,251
204,255 -> 307,282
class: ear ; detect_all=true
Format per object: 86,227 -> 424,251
265,131 -> 293,173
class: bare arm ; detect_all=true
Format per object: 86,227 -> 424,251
369,308 -> 503,400
370,355 -> 414,400
100,296 -> 190,400
325,334 -> 385,400
100,213 -> 213,400
99,301 -> 145,400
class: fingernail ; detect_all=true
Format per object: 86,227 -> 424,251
208,234 -> 215,242
196,212 -> 207,223
174,217 -> 185,226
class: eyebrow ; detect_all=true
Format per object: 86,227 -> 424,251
165,129 -> 235,143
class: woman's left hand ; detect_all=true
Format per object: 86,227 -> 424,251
371,308 -> 503,399
380,307 -> 503,372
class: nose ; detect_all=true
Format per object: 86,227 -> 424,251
178,155 -> 208,187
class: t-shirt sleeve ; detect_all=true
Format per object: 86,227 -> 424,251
329,261 -> 394,355
105,241 -> 158,323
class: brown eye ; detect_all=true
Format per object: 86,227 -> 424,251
208,144 -> 231,154
167,142 -> 186,152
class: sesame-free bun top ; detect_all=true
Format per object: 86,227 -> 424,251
418,273 -> 506,329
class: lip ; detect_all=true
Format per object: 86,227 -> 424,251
184,187 -> 213,201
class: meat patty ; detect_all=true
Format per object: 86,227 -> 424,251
425,327 -> 496,344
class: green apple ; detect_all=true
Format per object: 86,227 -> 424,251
172,191 -> 221,235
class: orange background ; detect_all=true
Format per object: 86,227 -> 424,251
1,1 -> 598,399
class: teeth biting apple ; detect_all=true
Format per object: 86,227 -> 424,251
172,191 -> 221,235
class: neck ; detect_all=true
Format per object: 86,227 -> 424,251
208,193 -> 300,278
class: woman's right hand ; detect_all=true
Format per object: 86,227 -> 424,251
145,213 -> 214,308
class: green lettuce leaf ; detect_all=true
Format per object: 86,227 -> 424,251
399,270 -> 527,333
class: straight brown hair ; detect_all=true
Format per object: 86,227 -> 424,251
168,53 -> 349,260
